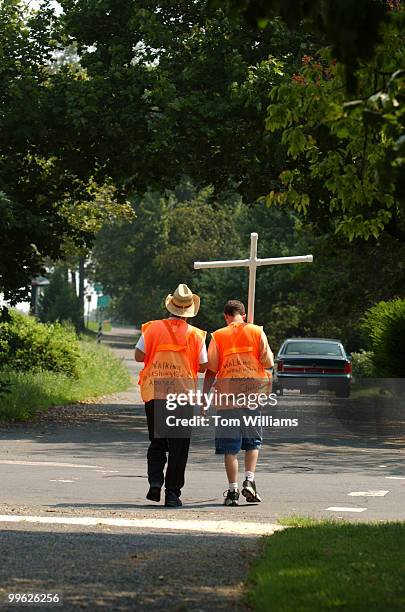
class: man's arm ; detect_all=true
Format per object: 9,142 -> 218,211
202,337 -> 218,398
260,330 -> 274,368
135,334 -> 146,362
198,338 -> 208,373
203,369 -> 216,394
135,348 -> 145,362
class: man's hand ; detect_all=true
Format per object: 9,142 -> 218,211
200,401 -> 209,417
201,369 -> 216,415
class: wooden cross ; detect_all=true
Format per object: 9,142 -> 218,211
194,232 -> 313,323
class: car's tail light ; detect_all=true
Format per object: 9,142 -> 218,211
277,360 -> 284,372
344,361 -> 352,374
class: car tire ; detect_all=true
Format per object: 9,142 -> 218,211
336,383 -> 350,398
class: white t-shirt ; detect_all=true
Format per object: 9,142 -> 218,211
136,318 -> 208,364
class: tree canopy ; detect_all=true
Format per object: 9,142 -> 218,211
265,10 -> 405,242
215,0 -> 396,92
92,180 -> 405,349
1,0 -> 403,350
0,0 -> 131,304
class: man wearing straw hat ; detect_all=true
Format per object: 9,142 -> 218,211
135,284 -> 207,507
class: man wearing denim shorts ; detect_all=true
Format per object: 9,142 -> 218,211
203,300 -> 273,506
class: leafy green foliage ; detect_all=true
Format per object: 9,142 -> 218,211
350,350 -> 376,378
0,310 -> 82,378
39,267 -> 82,330
0,1 -> 133,305
52,1 -> 403,245
2,0 -> 403,360
361,298 -> 405,376
0,1 -> 74,302
264,10 -> 405,242
93,180 -> 405,352
93,180 -> 246,326
214,0 -> 393,92
55,1 -> 312,202
369,68 -> 405,218
0,341 -> 131,422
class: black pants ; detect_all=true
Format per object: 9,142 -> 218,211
145,400 -> 191,496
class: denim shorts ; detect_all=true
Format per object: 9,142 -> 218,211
215,436 -> 262,455
214,408 -> 262,455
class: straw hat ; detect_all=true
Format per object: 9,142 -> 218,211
165,284 -> 200,318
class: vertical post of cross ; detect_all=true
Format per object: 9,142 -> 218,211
247,232 -> 258,324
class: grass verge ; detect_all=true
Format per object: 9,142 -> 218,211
86,320 -> 112,333
248,518 -> 405,611
0,341 -> 131,422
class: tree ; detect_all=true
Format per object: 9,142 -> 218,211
361,298 -> 405,376
38,267 -> 82,329
0,1 -> 132,305
93,181 -> 405,350
93,180 -> 249,324
54,1 -> 312,202
92,180 -> 246,325
54,1 -> 403,239
214,0 -> 395,92
0,0 -> 66,303
263,8 -> 404,242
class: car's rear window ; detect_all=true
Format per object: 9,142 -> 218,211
283,342 -> 343,356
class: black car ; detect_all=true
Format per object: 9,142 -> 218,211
274,338 -> 352,398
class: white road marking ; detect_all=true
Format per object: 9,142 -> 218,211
326,507 -> 367,513
49,479 -> 75,483
0,460 -> 104,469
379,465 -> 387,468
348,491 -> 389,497
385,476 -> 405,480
96,470 -> 120,474
0,514 -> 284,536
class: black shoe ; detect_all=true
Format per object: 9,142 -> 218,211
223,489 -> 239,506
165,491 -> 182,507
241,479 -> 262,503
146,486 -> 161,502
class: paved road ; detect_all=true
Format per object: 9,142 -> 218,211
0,326 -> 404,610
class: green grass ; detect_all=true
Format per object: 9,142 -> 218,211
0,341 -> 131,422
248,519 -> 405,611
86,320 -> 112,332
350,383 -> 389,399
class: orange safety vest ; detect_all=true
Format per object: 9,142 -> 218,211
138,319 -> 206,403
211,322 -> 272,405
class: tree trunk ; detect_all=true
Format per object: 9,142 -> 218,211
70,269 -> 77,291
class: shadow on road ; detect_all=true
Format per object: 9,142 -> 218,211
1,395 -> 404,475
0,528 -> 253,611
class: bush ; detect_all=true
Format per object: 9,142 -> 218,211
361,298 -> 405,377
0,342 -> 131,422
350,350 -> 376,378
0,310 -> 81,378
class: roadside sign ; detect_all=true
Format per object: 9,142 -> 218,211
97,295 -> 110,309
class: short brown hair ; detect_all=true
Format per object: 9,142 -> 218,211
224,300 -> 246,316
